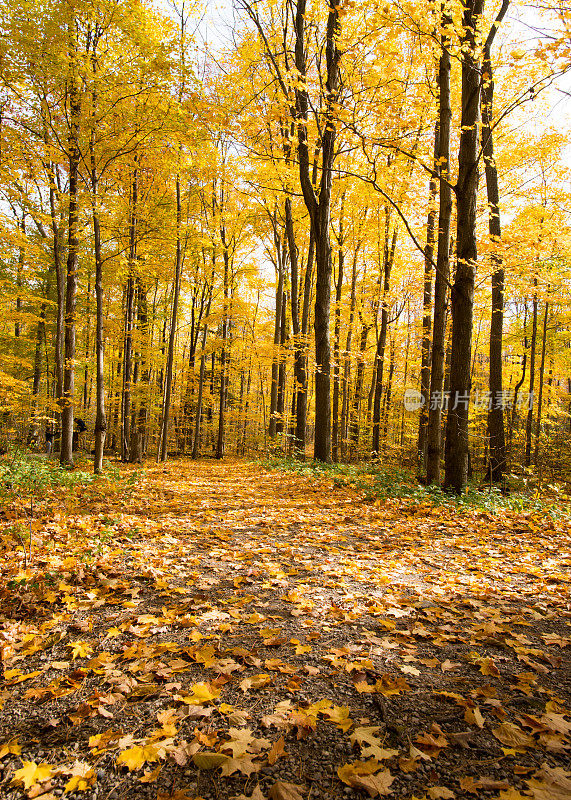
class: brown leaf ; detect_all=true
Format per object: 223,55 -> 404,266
268,781 -> 305,800
348,770 -> 395,797
492,722 -> 535,749
268,736 -> 287,765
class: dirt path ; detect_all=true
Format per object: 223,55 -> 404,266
1,459 -> 570,800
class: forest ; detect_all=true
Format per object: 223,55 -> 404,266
0,2 -> 570,800
0,0 -> 569,491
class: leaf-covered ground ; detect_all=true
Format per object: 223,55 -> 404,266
1,458 -> 570,800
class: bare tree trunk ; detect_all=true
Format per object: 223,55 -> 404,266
297,233 -> 314,457
269,229 -> 285,440
15,215 -> 24,338
444,0 -> 484,493
426,10 -> 452,485
382,335 -> 396,446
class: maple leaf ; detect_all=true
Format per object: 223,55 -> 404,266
268,736 -> 287,764
180,682 -> 220,705
526,765 -> 571,800
350,727 -> 399,760
464,707 -> 484,728
65,761 -> 96,793
339,760 -> 394,797
321,704 -> 353,732
0,737 -> 21,758
427,787 -> 455,799
11,760 -> 53,790
338,759 -> 381,785
240,673 -> 272,692
459,776 -> 509,794
492,722 -> 535,750
68,641 -> 94,660
140,765 -> 162,783
235,788 -> 266,800
219,752 -> 260,776
268,781 -> 305,800
192,752 -> 230,769
374,674 -> 410,696
117,744 -> 159,770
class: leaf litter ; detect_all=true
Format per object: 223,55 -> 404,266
0,458 -> 570,800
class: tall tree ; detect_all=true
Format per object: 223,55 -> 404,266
483,0 -> 510,485
444,0 -> 485,493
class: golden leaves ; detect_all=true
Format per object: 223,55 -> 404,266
0,737 -> 21,758
117,744 -> 160,771
11,760 -> 53,790
179,681 -> 221,705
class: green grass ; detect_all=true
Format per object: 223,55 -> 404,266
258,455 -> 571,521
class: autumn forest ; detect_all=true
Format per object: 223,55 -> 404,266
0,0 -> 569,489
0,1 -> 570,799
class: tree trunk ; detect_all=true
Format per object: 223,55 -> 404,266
269,231 -> 285,439
509,305 -> 527,449
27,301 -> 46,445
534,298 -> 549,466
444,0 -> 484,493
160,175 -> 183,461
60,18 -> 82,468
418,121 -> 439,469
293,0 -> 340,463
483,0 -> 509,484
122,165 -> 138,462
372,213 -> 397,455
332,230 -> 344,462
216,228 -> 230,459
284,196 -> 307,457
131,279 -> 148,463
91,157 -> 106,473
83,271 -> 91,412
296,232 -> 314,457
525,283 -> 538,467
192,326 -> 208,459
426,10 -> 452,485
341,245 -> 359,460
351,319 -> 370,457
276,290 -> 287,437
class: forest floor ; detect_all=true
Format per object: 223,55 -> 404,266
0,457 -> 570,800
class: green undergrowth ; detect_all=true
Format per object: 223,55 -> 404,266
0,448 -> 140,502
259,455 -> 571,522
